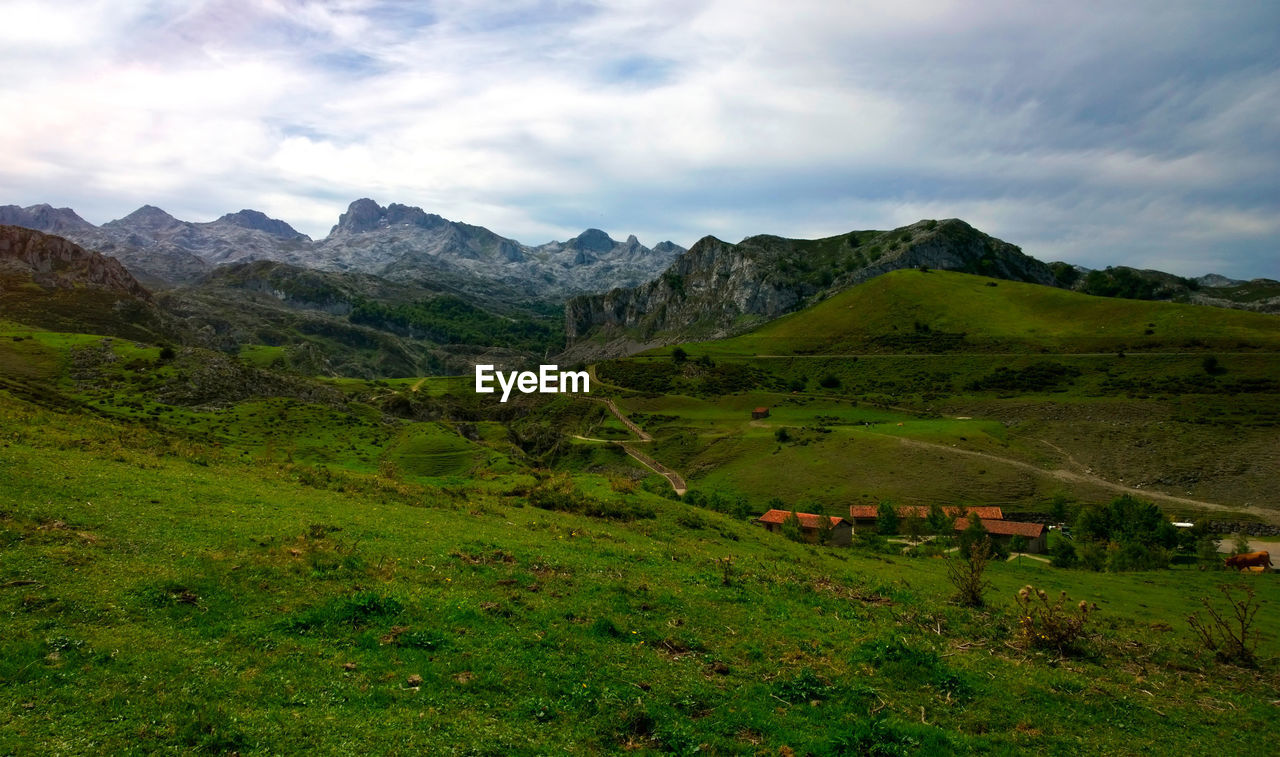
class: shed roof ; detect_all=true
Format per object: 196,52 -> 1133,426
757,509 -> 849,529
953,518 -> 1044,538
849,505 -> 1004,520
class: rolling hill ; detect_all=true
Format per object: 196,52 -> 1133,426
700,268 -> 1280,355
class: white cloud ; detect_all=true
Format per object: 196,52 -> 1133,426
0,0 -> 1275,277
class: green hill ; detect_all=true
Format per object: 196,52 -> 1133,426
699,269 -> 1280,355
3,368 -> 1280,753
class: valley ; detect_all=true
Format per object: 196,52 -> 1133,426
2,223 -> 1278,754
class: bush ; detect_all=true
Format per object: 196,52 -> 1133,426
781,510 -> 804,542
1188,584 -> 1261,667
1015,585 -> 1097,655
1050,538 -> 1078,568
946,536 -> 993,607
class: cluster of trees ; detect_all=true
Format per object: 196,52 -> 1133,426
349,296 -> 562,352
1050,495 -> 1212,571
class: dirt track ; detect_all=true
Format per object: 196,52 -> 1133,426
894,436 -> 1280,524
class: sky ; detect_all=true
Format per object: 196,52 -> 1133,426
1,0 -> 1277,278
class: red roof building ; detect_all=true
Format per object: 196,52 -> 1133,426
849,505 -> 1004,521
755,509 -> 852,546
953,517 -> 1048,553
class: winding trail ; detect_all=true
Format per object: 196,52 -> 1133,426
577,377 -> 685,494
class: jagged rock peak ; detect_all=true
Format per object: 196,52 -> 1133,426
216,209 -> 307,239
570,228 -> 616,252
0,204 -> 95,233
330,198 -> 447,235
107,205 -> 181,230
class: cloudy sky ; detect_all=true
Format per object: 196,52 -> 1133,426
2,0 -> 1277,278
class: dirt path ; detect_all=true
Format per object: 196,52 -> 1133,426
894,436 -> 1279,523
620,443 -> 687,495
1008,553 -> 1051,564
584,396 -> 653,441
577,378 -> 686,493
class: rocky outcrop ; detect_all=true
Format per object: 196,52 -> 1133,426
217,209 -> 307,239
0,224 -> 150,298
564,219 -> 1055,356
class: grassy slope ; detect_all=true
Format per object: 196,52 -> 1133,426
601,273 -> 1280,517
698,269 -> 1280,355
2,391 -> 1279,754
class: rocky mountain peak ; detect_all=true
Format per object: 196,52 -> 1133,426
332,198 -> 385,234
107,205 -> 181,231
216,209 -> 308,239
570,228 -> 616,253
0,204 -> 95,234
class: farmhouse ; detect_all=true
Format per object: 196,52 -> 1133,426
751,407 -> 770,419
848,505 -> 1004,531
954,517 -> 1047,553
756,509 -> 852,546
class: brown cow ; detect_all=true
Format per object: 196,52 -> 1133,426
1223,551 -> 1272,571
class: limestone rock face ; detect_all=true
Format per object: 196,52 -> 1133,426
0,224 -> 150,299
564,219 -> 1058,359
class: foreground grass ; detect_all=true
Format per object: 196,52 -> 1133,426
2,392 -> 1278,754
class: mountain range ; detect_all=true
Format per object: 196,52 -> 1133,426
0,200 -> 685,299
4,199 -> 1277,371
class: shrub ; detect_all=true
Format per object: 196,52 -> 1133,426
781,510 -> 804,542
819,373 -> 842,389
1014,585 -> 1097,655
946,536 -> 993,607
875,502 -> 899,535
1188,584 -> 1261,667
671,347 -> 688,364
816,516 -> 835,546
1050,538 -> 1078,568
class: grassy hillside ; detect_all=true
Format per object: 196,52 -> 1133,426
3,382 -> 1280,753
698,269 -> 1280,355
592,272 -> 1280,517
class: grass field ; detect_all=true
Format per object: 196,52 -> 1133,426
2,299 -> 1279,752
2,388 -> 1279,754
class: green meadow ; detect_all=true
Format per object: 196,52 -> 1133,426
1,281 -> 1278,753
3,388 -> 1279,754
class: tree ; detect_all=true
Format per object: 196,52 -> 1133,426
1010,534 -> 1028,554
1231,532 -> 1251,555
875,502 -> 900,535
1048,492 -> 1071,524
1050,537 -> 1078,568
671,347 -> 688,364
926,504 -> 952,536
1196,536 -> 1222,570
774,427 -> 791,443
903,515 -> 925,546
781,510 -> 804,543
816,516 -> 834,546
958,512 -> 988,558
